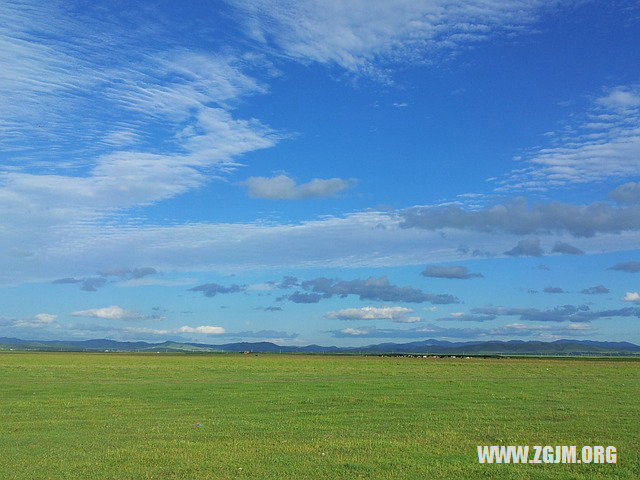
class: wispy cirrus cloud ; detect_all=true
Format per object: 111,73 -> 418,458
498,85 -> 640,190
0,2 -> 271,159
0,1 -> 281,278
227,0 -> 565,75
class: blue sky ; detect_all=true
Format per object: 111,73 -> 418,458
1,0 -> 639,346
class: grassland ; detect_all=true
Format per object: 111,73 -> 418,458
0,353 -> 638,479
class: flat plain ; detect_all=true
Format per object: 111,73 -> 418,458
0,352 -> 638,479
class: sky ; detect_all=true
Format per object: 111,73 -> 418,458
1,0 -> 639,346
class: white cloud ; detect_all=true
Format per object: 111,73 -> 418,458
325,306 -> 413,320
0,3 -> 281,265
71,306 -> 142,320
393,316 -> 423,324
338,327 -> 371,336
3,207 -> 640,286
490,322 -> 593,338
0,313 -> 58,329
101,130 -> 142,147
116,277 -> 198,288
228,0 -> 560,75
498,84 -> 640,190
34,313 -> 57,324
243,175 -> 351,199
623,292 -> 640,303
177,325 -> 226,335
596,87 -> 640,110
124,325 -> 226,336
124,327 -> 172,336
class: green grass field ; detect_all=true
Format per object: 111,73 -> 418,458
1,353 -> 638,479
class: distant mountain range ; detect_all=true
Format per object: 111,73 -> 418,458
1,337 -> 639,356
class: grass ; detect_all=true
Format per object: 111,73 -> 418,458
0,352 -> 638,479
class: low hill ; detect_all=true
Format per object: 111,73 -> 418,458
1,337 -> 639,355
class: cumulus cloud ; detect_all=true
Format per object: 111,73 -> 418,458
609,261 -> 640,273
551,242 -> 584,255
325,306 -> 415,321
504,238 -> 544,257
285,292 -> 324,304
71,306 -> 145,320
243,175 -> 351,199
189,283 -> 246,297
400,198 -> 640,238
610,182 -> 640,204
421,265 -> 483,279
581,285 -> 610,295
282,276 -> 458,305
543,286 -> 565,294
623,292 -> 640,303
336,327 -> 374,337
34,313 -> 57,324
